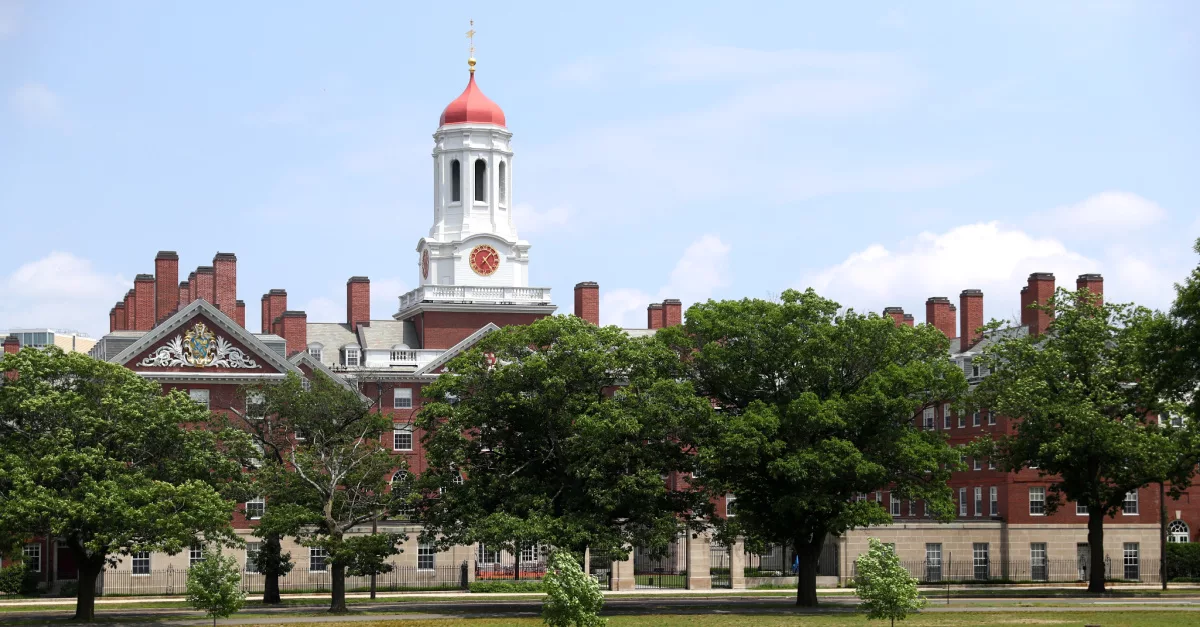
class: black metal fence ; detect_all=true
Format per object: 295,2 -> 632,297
747,541 -> 839,578
633,546 -> 685,589
474,562 -> 547,581
710,544 -> 731,588
95,563 -> 469,596
851,557 -> 1163,584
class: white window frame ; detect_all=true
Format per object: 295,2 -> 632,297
958,411 -> 965,428
343,346 -> 360,367
890,493 -> 901,516
973,542 -> 990,580
245,542 -> 261,573
246,496 -> 265,520
988,458 -> 996,470
1123,542 -> 1140,580
132,551 -> 151,575
989,486 -> 998,516
309,547 -> 328,572
908,500 -> 915,516
190,544 -> 204,567
1077,502 -> 1089,516
307,344 -> 323,361
943,403 -> 952,429
189,388 -> 210,409
922,407 -> 935,430
973,458 -> 981,471
1029,487 -> 1046,516
726,494 -> 736,518
974,487 -> 983,517
23,543 -> 41,573
246,391 -> 266,420
477,544 -> 499,564
1168,520 -> 1190,543
972,411 -> 981,427
958,487 -> 967,516
1123,491 -> 1139,515
393,423 -> 413,451
987,410 -> 996,426
418,543 -> 436,570
394,387 -> 413,410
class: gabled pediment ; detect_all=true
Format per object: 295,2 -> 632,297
414,323 -> 501,375
112,299 -> 302,380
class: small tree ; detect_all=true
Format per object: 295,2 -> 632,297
542,549 -> 605,627
186,548 -> 246,627
855,538 -> 925,627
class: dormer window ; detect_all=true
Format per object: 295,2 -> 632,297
307,343 -> 323,361
343,345 -> 360,367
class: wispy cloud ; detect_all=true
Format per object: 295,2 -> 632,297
10,83 -> 63,125
0,252 -> 129,337
1042,191 -> 1167,234
600,234 -> 732,327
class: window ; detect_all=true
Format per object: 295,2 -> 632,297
726,494 -> 736,517
474,159 -> 487,202
450,159 -> 461,202
246,497 -> 265,520
393,424 -> 413,451
973,458 -> 981,471
1031,543 -> 1048,581
418,543 -> 436,570
925,544 -> 943,582
922,407 -> 935,430
245,542 -> 261,573
959,488 -> 967,516
391,470 -> 413,518
958,412 -> 965,428
972,411 -> 981,427
989,487 -> 998,516
1123,543 -> 1140,580
1029,487 -> 1046,515
1077,502 -> 1089,516
23,544 -> 40,573
132,551 -> 150,575
477,544 -> 499,564
974,487 -> 983,517
521,544 -> 544,564
908,500 -> 915,516
190,544 -> 204,567
309,547 -> 327,572
973,543 -> 990,580
246,392 -> 266,420
988,459 -> 996,470
189,388 -> 210,409
890,493 -> 901,516
1123,491 -> 1139,515
923,500 -> 930,517
307,344 -> 323,361
1168,520 -> 1190,543
498,161 -> 507,204
874,491 -> 882,503
972,364 -> 981,378
943,404 -> 952,429
1166,413 -> 1185,428
987,411 -> 996,426
343,346 -> 360,367
394,387 -> 413,409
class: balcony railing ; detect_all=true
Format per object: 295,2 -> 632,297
398,285 -> 553,312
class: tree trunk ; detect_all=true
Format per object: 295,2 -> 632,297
514,552 -> 521,581
329,560 -> 348,613
262,534 -> 281,604
73,557 -> 103,622
1087,509 -> 1106,593
1161,482 -> 1168,591
370,518 -> 378,599
794,534 -> 824,607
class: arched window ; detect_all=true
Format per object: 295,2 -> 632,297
474,159 -> 487,202
1169,520 -> 1190,543
498,161 -> 507,204
391,469 -> 409,485
390,470 -> 413,519
450,159 -> 461,202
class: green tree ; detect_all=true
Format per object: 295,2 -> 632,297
542,549 -> 606,627
186,548 -> 246,627
970,287 -> 1193,593
416,315 -> 712,567
855,537 -> 925,627
250,372 -> 406,613
661,290 -> 966,607
0,348 -> 246,620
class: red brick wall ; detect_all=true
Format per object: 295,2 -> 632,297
925,297 -> 956,339
1025,273 -> 1055,337
1077,273 -> 1104,305
573,282 -> 599,325
155,251 -> 179,324
347,277 -> 370,329
416,310 -> 550,349
883,306 -> 904,327
235,300 -> 246,328
187,272 -> 197,304
266,290 -> 287,335
134,276 -> 155,331
114,303 -> 127,330
213,253 -> 237,316
195,267 -> 215,305
280,311 -> 307,356
662,299 -> 682,327
124,290 -> 136,331
959,290 -> 983,349
647,304 -> 664,329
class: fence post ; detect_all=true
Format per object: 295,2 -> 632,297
460,561 -> 468,590
166,565 -> 174,596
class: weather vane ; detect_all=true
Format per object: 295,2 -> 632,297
466,20 -> 477,73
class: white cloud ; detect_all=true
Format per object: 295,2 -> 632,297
10,83 -> 62,124
370,277 -> 409,319
1044,191 -> 1167,233
600,234 -> 732,327
799,222 -> 1098,323
297,296 -> 340,325
513,203 -> 570,235
0,252 -> 129,338
0,0 -> 20,39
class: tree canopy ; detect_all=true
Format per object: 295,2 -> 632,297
659,289 -> 966,607
0,347 -> 246,620
415,315 -> 713,567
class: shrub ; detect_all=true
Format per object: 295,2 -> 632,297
542,550 -> 605,627
469,580 -> 546,593
58,581 -> 79,598
0,562 -> 38,595
185,549 -> 246,627
855,538 -> 926,627
1167,543 -> 1200,580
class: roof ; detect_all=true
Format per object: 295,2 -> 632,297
306,322 -> 359,367
439,72 -> 506,127
357,320 -> 420,350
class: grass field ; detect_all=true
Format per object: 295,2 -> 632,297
229,615 -> 1200,627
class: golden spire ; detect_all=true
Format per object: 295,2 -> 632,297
466,20 -> 477,73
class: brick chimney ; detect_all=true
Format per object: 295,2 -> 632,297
662,299 -> 683,327
154,251 -> 179,323
123,289 -> 136,330
959,289 -> 984,350
280,311 -> 307,357
1024,273 -> 1055,337
573,282 -> 600,325
902,313 -> 914,327
178,282 -> 190,308
194,266 -> 215,304
3,335 -> 19,354
133,274 -> 156,331
187,271 -> 197,304
347,276 -> 371,330
647,303 -> 664,329
265,289 -> 287,334
1076,273 -> 1103,305
213,253 -> 237,315
235,300 -> 246,328
883,306 -> 905,327
925,297 -> 955,339
109,308 -> 117,332
114,302 -> 127,330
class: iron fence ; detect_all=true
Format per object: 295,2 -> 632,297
633,546 -> 685,589
710,544 -> 731,588
746,541 -> 839,578
851,557 -> 1163,584
474,562 -> 547,581
94,563 -> 469,596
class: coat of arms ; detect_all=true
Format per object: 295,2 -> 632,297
183,323 -> 218,366
139,322 -> 259,369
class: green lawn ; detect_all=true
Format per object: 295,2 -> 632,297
231,614 -> 1200,627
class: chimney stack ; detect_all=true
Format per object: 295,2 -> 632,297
213,253 -> 237,315
124,289 -> 137,331
573,282 -> 600,325
280,311 -> 307,357
662,299 -> 683,327
194,267 -> 215,304
883,306 -> 905,327
1024,273 -> 1055,337
346,276 -> 371,330
3,335 -> 19,354
235,300 -> 246,328
114,302 -> 127,330
925,297 -> 956,339
133,274 -> 156,331
959,289 -> 984,350
178,282 -> 190,309
647,303 -> 664,329
902,313 -> 914,327
154,251 -> 179,324
1076,273 -> 1103,305
187,272 -> 197,304
265,289 -> 287,334
109,308 -> 117,333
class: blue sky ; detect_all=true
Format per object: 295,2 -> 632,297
2,1 -> 1197,337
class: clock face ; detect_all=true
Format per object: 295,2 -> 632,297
421,249 -> 430,280
469,245 -> 500,276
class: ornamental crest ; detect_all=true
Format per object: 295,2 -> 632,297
138,322 -> 259,369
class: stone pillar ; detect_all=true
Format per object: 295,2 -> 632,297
611,552 -> 636,591
685,532 -> 712,590
731,537 -> 746,589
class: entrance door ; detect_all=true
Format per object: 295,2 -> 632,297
56,541 -> 78,580
1076,543 -> 1089,582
